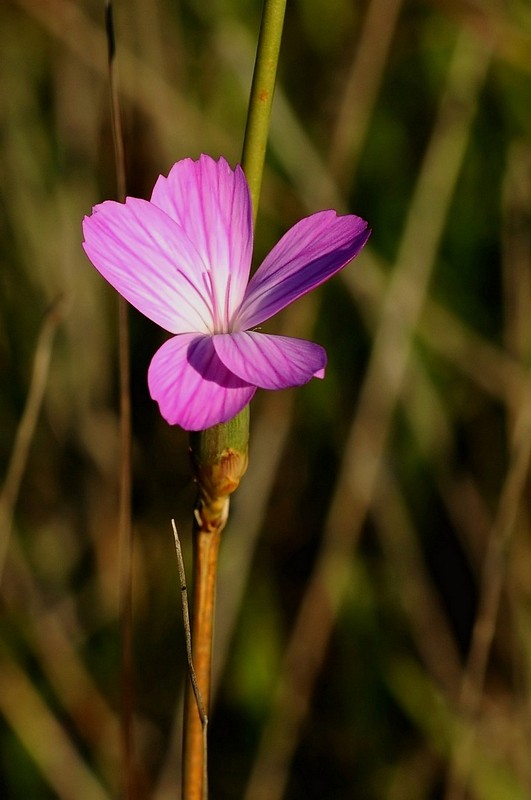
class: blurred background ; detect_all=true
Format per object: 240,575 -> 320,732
1,0 -> 531,798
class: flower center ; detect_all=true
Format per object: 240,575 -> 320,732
202,271 -> 232,334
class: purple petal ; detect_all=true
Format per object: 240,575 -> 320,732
150,155 -> 253,330
148,333 -> 256,430
234,211 -> 370,330
83,197 -> 214,333
212,331 -> 326,390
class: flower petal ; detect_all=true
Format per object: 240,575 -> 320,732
234,211 -> 370,330
83,197 -> 214,333
212,331 -> 326,390
148,333 -> 256,430
150,155 -> 253,328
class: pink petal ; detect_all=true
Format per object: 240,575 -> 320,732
150,156 -> 253,329
148,333 -> 256,430
83,198 -> 214,333
212,332 -> 326,390
234,211 -> 370,330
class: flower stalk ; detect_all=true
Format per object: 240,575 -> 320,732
183,2 -> 287,796
241,0 -> 287,222
183,408 -> 250,799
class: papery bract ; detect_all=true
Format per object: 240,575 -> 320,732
83,155 -> 370,430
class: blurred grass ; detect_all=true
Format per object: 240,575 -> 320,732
1,0 -> 531,798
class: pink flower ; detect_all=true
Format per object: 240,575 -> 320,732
82,155 -> 370,431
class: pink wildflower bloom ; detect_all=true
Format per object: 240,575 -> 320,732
82,155 -> 370,431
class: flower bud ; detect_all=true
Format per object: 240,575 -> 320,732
189,406 -> 250,532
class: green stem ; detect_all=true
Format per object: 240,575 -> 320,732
241,0 -> 287,221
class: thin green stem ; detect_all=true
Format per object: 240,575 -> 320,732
241,0 -> 287,221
